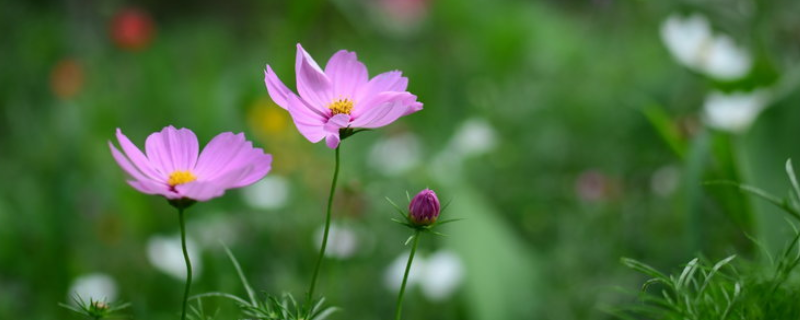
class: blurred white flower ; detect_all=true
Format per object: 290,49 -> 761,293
660,13 -> 751,80
430,118 -> 498,183
451,118 -> 497,157
650,165 -> 680,197
420,250 -> 465,301
384,250 -> 464,301
368,132 -> 422,176
315,223 -> 358,259
190,213 -> 239,249
68,273 -> 118,302
242,175 -> 290,210
146,235 -> 201,280
702,89 -> 770,133
384,251 -> 427,292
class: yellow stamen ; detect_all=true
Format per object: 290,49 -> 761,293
168,170 -> 197,186
328,98 -> 354,115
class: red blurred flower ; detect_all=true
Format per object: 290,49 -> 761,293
110,8 -> 155,51
379,0 -> 430,26
50,58 -> 84,100
575,170 -> 610,202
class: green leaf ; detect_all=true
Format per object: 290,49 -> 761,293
621,258 -> 670,282
704,180 -> 800,221
221,242 -> 257,306
786,159 -> 800,203
641,103 -> 687,159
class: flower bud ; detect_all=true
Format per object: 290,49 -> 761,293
408,189 -> 440,226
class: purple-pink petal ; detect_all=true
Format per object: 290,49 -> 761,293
403,101 -> 424,116
296,44 -> 332,110
115,128 -> 164,181
264,65 -> 293,110
230,153 -> 272,188
193,132 -> 272,189
177,165 -> 255,201
324,114 -> 350,134
127,180 -> 178,199
351,91 -> 418,128
325,135 -> 340,149
324,50 -> 368,99
194,132 -> 248,180
144,126 -> 198,176
287,94 -> 327,143
355,70 -> 408,103
174,181 -> 226,202
109,142 -> 150,182
322,114 -> 350,149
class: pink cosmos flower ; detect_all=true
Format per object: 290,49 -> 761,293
264,44 -> 423,148
109,126 -> 273,202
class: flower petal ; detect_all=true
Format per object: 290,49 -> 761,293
296,43 -> 332,111
145,126 -> 199,175
115,128 -> 164,181
264,65 -> 293,110
109,142 -> 150,182
194,132 -> 247,180
355,70 -> 408,107
326,134 -> 341,149
229,152 -> 272,188
322,114 -> 350,149
174,181 -> 226,202
177,166 -> 254,201
324,113 -> 351,134
325,50 -> 368,100
127,180 -> 178,199
351,92 -> 420,129
403,101 -> 424,116
287,94 -> 327,143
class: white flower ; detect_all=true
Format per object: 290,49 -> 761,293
368,133 -> 422,176
650,165 -> 680,197
384,250 -> 465,301
190,213 -> 239,249
68,273 -> 118,302
384,251 -> 427,292
146,235 -> 202,280
703,89 -> 770,133
242,175 -> 290,210
315,223 -> 358,259
451,118 -> 497,157
660,13 -> 751,80
420,250 -> 464,301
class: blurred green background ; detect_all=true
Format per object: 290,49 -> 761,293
2,0 -> 800,319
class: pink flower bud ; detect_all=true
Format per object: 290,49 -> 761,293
408,189 -> 440,226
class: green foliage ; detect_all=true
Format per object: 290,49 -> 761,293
617,234 -> 800,320
59,295 -> 130,320
2,0 -> 800,319
192,245 -> 338,320
616,159 -> 800,319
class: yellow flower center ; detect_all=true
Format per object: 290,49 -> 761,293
328,98 -> 354,115
167,170 -> 197,187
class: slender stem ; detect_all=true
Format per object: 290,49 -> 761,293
394,230 -> 421,320
307,145 -> 341,310
178,207 -> 193,320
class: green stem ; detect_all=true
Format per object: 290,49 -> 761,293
394,230 -> 421,320
307,145 -> 341,311
178,207 -> 193,320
